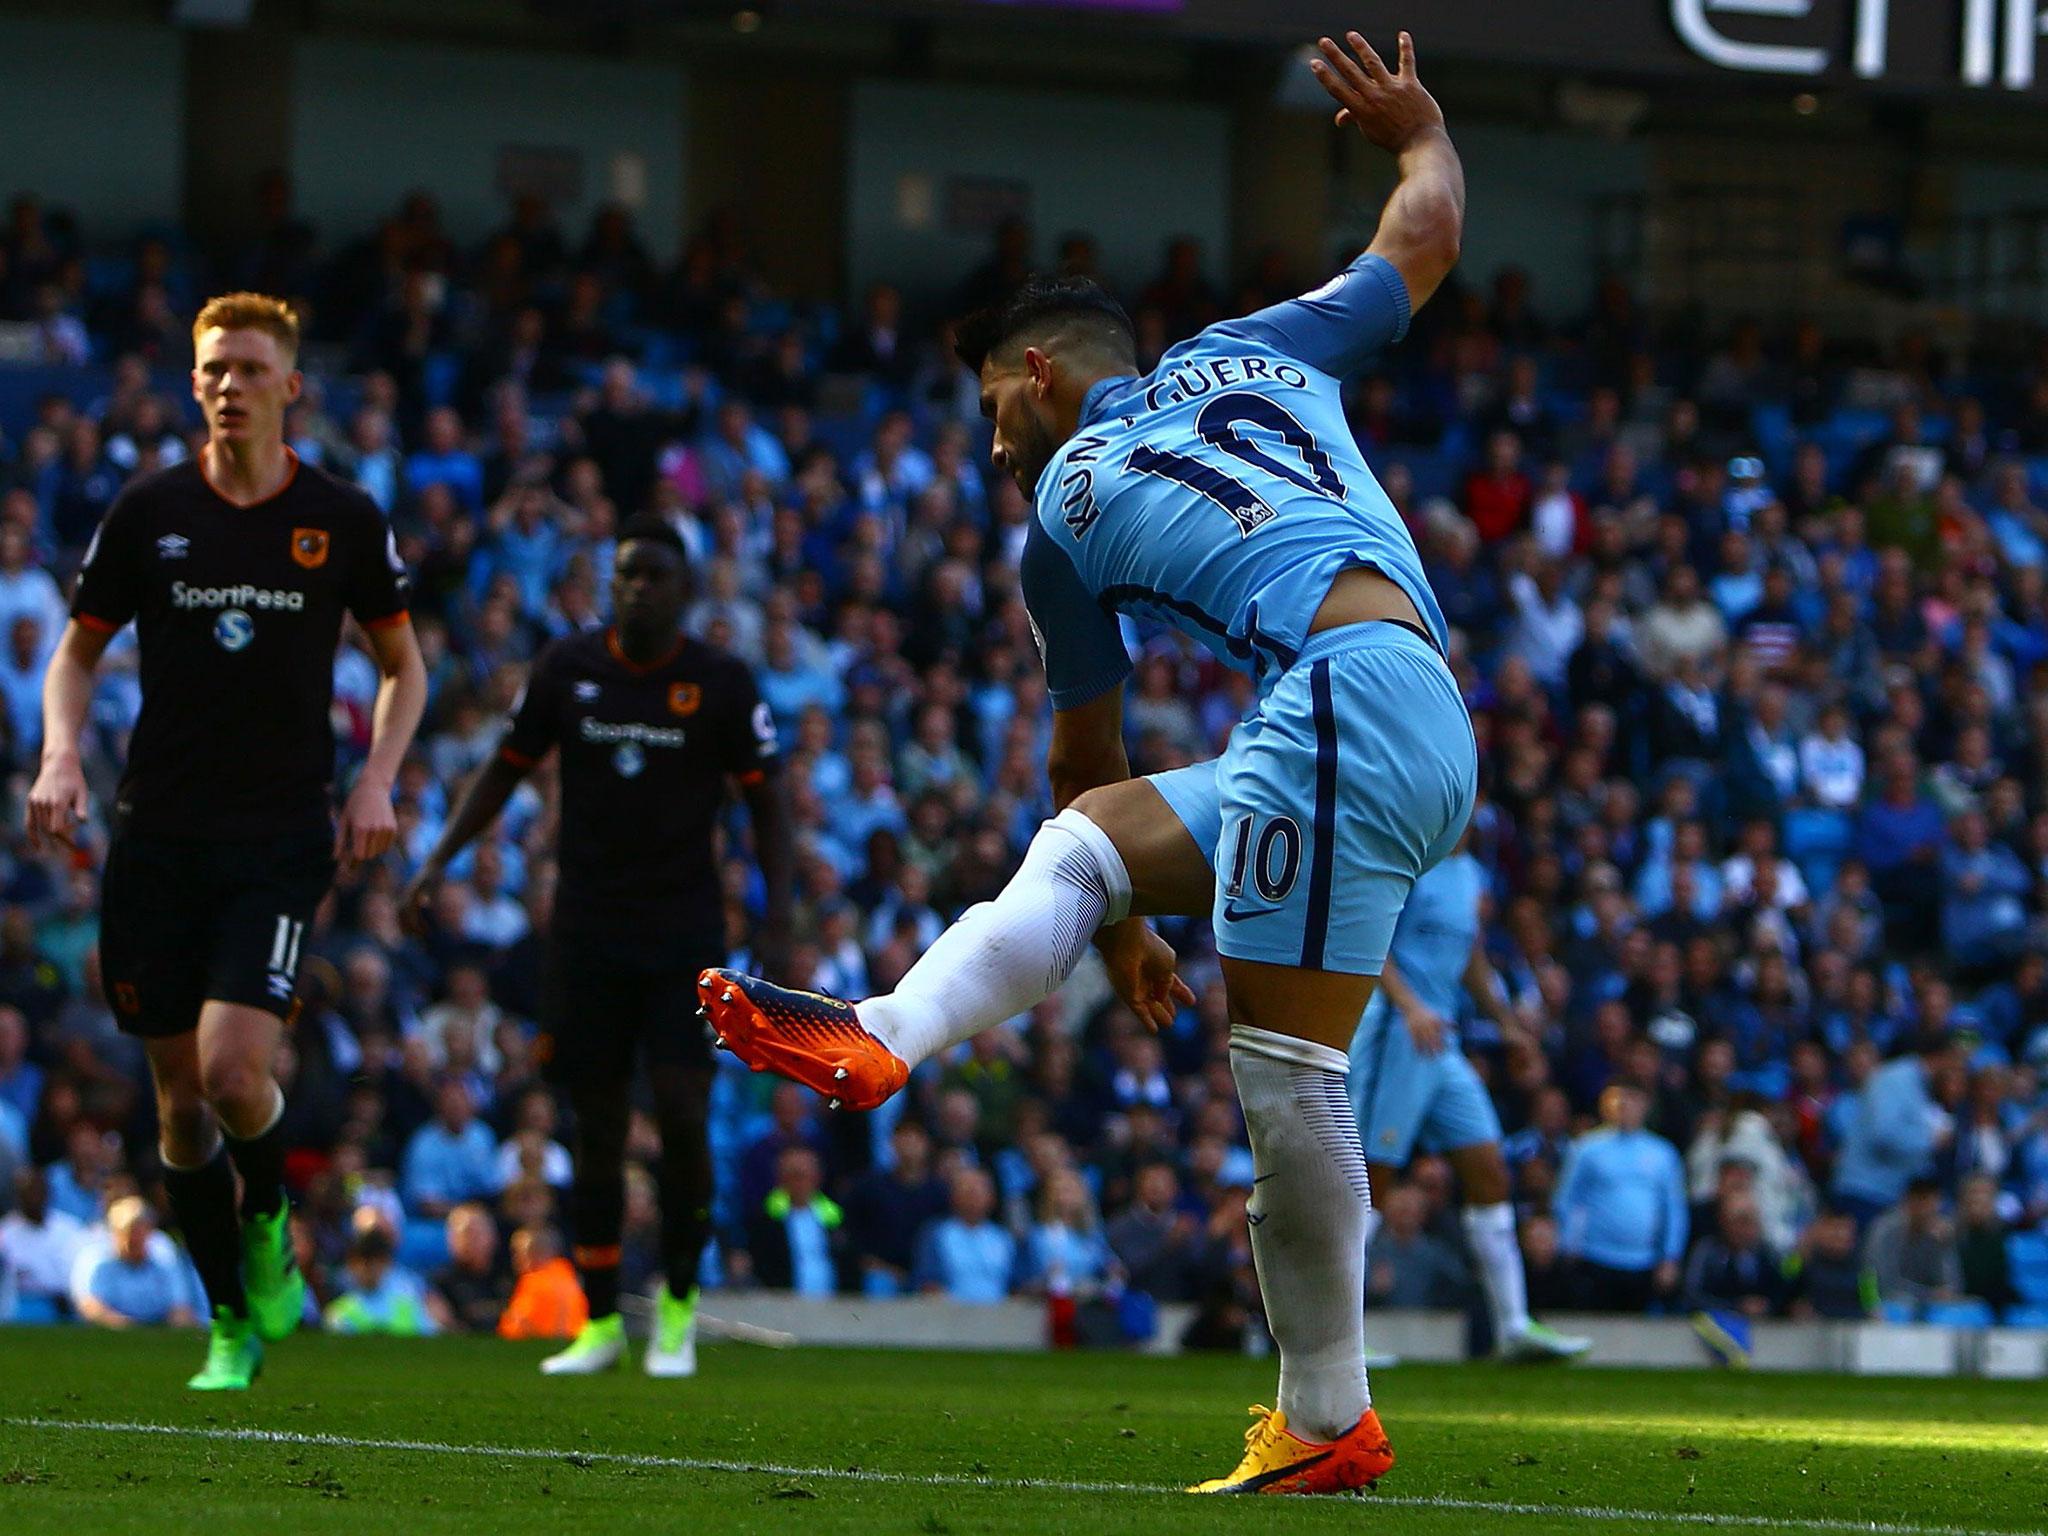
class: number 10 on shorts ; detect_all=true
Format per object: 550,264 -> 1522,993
1225,813 -> 1302,905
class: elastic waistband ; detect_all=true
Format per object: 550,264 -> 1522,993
1294,618 -> 1442,668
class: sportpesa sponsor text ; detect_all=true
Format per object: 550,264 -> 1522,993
172,582 -> 307,612
579,718 -> 687,749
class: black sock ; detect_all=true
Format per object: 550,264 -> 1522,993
163,1144 -> 247,1319
653,1066 -> 714,1296
569,1080 -> 630,1322
226,1100 -> 287,1221
576,1253 -> 621,1320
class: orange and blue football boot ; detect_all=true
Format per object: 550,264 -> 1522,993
1187,1404 -> 1395,1495
696,968 -> 909,1111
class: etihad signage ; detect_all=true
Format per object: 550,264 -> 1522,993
776,0 -> 2048,95
1673,0 -> 2048,89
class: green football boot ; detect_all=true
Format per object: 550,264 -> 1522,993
541,1312 -> 627,1376
242,1203 -> 306,1342
645,1284 -> 699,1378
187,1307 -> 263,1392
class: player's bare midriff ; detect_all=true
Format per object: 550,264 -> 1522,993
1308,563 -> 1426,639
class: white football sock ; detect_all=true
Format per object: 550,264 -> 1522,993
1361,1205 -> 1382,1253
1462,1202 -> 1531,1340
857,809 -> 1131,1068
1231,1024 -> 1372,1443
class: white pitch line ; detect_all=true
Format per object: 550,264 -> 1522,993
6,1417 -> 2040,1536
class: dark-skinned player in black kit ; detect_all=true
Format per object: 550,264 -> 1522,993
404,516 -> 793,1375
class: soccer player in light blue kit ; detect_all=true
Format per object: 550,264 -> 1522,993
1351,823 -> 1590,1361
703,28 -> 1468,1495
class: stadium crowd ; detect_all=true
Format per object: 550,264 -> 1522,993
0,183 -> 2046,1347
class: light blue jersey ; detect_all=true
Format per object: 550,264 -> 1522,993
1379,851 -> 1486,1025
1020,252 -> 1443,709
1025,252 -> 1476,978
1350,850 -> 1502,1163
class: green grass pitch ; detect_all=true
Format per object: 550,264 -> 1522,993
1,1328 -> 2042,1535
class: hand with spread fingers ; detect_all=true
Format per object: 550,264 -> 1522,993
1097,918 -> 1198,1035
1309,29 -> 1446,155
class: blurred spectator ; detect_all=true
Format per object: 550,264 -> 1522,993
914,1166 -> 1017,1305
1365,1184 -> 1468,1309
1683,1191 -> 1790,1318
1105,1162 -> 1202,1303
0,1166 -> 86,1321
1830,1036 -> 1963,1226
401,1078 -> 500,1219
739,1082 -> 831,1218
46,1123 -> 116,1225
1785,1209 -> 1877,1320
430,1202 -> 511,1334
1939,810 -> 2030,971
324,1224 -> 437,1335
1685,1104 -> 1812,1255
748,1146 -> 842,1296
0,1008 -> 42,1127
493,1085 -> 572,1192
1955,1174 -> 2014,1316
496,1225 -> 587,1340
1519,1213 -> 1574,1315
843,1119 -> 948,1297
70,1197 -> 198,1329
1465,430 -> 1531,544
415,961 -> 508,1074
1866,1178 -> 1962,1315
1019,1166 -> 1116,1296
1554,1084 -> 1688,1312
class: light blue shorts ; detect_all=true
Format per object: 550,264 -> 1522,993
1147,622 -> 1476,976
1347,992 -> 1504,1164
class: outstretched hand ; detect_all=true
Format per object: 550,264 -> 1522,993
1309,30 -> 1445,154
1098,920 -> 1197,1035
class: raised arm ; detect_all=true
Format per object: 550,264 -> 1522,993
1313,30 -> 1464,313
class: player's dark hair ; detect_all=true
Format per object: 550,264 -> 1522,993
616,515 -> 690,565
954,275 -> 1136,373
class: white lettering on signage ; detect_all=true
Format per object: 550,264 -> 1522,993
1673,0 -> 2045,89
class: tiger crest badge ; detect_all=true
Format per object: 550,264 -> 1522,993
291,527 -> 330,569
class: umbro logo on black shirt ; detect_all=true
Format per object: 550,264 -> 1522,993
69,456 -> 411,839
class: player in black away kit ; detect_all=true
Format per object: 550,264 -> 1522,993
27,293 -> 427,1390
404,516 -> 792,1375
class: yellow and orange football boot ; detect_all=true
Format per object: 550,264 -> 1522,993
1187,1405 -> 1395,1495
696,968 -> 909,1111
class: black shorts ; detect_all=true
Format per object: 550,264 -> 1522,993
539,927 -> 719,1087
100,826 -> 336,1038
